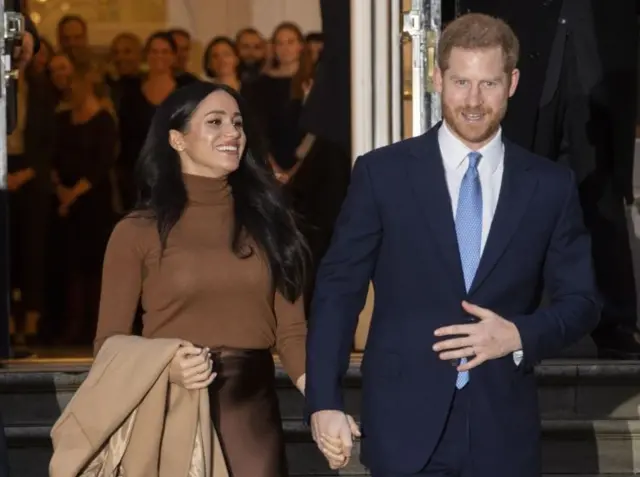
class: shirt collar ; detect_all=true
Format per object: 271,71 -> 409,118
438,121 -> 504,174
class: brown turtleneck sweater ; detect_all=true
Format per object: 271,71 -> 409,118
94,174 -> 306,382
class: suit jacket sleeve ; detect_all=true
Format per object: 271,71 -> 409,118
305,156 -> 382,414
512,170 -> 601,368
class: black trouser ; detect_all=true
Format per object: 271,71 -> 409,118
534,37 -> 637,333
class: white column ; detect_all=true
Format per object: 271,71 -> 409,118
391,0 -> 403,143
352,0 -> 404,350
166,0 -> 252,42
281,0 -> 322,32
350,0 -> 373,161
351,0 -> 374,350
166,0 -> 252,74
373,0 -> 390,149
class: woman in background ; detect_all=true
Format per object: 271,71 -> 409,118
202,36 -> 243,92
52,59 -> 117,344
117,31 -> 178,210
48,53 -> 73,109
7,35 -> 57,345
252,22 -> 304,172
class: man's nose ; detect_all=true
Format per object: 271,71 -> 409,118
466,86 -> 483,107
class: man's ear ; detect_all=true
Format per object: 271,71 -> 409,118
508,68 -> 520,98
433,66 -> 443,94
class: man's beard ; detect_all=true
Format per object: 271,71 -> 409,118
442,102 -> 505,147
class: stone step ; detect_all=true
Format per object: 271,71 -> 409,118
3,358 -> 639,423
5,420 -> 640,476
2,358 -> 640,476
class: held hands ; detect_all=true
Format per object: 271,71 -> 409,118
433,301 -> 522,372
169,344 -> 216,390
310,410 -> 361,470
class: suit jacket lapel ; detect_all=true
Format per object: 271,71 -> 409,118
405,128 -> 466,296
469,141 -> 538,294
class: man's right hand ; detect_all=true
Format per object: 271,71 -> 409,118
310,410 -> 361,469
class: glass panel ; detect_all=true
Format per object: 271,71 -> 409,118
401,0 -> 442,139
401,0 -> 414,139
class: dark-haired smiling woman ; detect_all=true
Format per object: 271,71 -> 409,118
94,82 -> 309,476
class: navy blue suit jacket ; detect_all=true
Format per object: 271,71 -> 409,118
305,126 -> 600,475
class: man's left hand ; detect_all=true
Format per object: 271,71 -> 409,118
433,301 -> 522,371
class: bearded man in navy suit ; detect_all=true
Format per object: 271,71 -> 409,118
306,14 -> 600,477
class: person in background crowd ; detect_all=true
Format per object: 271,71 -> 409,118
202,36 -> 243,92
56,15 -> 88,55
30,37 -> 53,76
7,31 -> 57,347
107,32 -> 143,111
169,27 -> 199,86
252,22 -> 304,172
235,27 -> 267,84
48,53 -> 73,109
117,31 -> 178,210
305,32 -> 324,64
52,59 -> 117,345
1,13 -> 40,477
109,32 -> 142,79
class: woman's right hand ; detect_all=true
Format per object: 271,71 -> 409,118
169,344 -> 216,389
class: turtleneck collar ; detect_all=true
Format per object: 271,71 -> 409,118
182,173 -> 231,205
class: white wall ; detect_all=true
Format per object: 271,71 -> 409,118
31,0 -> 321,47
31,0 -> 321,75
250,0 -> 322,37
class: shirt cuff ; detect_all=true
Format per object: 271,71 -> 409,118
513,350 -> 523,366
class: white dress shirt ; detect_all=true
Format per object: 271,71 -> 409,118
437,121 -> 523,365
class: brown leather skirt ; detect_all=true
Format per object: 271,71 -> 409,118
208,349 -> 287,477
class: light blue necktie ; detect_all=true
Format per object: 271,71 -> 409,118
454,151 -> 482,389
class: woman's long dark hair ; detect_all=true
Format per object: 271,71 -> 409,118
134,82 -> 308,302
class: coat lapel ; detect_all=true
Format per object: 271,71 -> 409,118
405,128 -> 466,295
469,141 -> 538,294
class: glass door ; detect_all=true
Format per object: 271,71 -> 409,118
401,0 -> 442,139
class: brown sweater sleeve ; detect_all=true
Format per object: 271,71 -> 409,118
93,218 -> 147,355
274,292 -> 307,383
